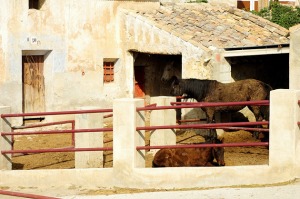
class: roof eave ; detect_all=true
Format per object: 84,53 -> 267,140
223,43 -> 290,57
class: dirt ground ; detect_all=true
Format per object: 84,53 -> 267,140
11,122 -> 268,170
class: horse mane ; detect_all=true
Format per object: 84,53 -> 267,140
181,78 -> 217,101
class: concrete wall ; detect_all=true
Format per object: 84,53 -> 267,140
289,24 -> 300,89
1,90 -> 300,190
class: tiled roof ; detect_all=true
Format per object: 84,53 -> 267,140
124,3 -> 290,50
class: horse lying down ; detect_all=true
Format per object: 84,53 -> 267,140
152,139 -> 225,167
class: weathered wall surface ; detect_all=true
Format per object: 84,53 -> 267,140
0,0 -> 159,124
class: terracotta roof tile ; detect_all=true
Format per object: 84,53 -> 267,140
123,3 -> 290,50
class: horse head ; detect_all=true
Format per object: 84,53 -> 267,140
161,61 -> 177,82
170,76 -> 184,96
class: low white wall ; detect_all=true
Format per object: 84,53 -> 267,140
0,90 -> 300,190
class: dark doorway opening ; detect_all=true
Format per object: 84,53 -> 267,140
134,65 -> 145,98
133,52 -> 182,104
226,53 -> 289,89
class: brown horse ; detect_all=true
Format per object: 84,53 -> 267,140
152,138 -> 225,167
170,76 -> 272,140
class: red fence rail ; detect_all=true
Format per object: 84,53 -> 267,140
0,189 -> 60,199
1,127 -> 113,136
170,100 -> 269,106
1,108 -> 114,157
137,121 -> 269,131
11,120 -> 76,155
137,100 -> 269,111
137,100 -> 270,151
137,142 -> 269,150
0,108 -> 113,118
12,120 -> 75,130
1,147 -> 113,155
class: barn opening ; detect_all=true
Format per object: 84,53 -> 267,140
220,44 -> 289,133
224,44 -> 289,90
133,52 -> 182,104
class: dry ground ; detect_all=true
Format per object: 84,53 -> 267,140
11,123 -> 268,170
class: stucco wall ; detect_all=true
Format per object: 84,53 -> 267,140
0,0 -> 160,125
289,24 -> 300,89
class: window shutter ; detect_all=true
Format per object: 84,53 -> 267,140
103,62 -> 114,82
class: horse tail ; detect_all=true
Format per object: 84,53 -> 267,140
152,161 -> 156,167
264,83 -> 273,100
152,160 -> 159,168
261,82 -> 273,120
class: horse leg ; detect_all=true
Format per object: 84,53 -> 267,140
249,106 -> 265,140
205,110 -> 217,142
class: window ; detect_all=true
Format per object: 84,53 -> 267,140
103,62 -> 114,83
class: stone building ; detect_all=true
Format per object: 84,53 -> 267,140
0,0 -> 291,124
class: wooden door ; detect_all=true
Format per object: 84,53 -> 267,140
22,55 -> 45,116
134,66 -> 145,98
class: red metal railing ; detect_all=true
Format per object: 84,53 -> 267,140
0,109 -> 113,118
1,127 -> 113,136
137,142 -> 269,150
0,189 -> 60,199
137,100 -> 270,151
1,127 -> 113,154
12,120 -> 75,149
170,100 -> 269,106
1,109 -> 113,156
12,120 -> 74,130
137,100 -> 269,132
1,147 -> 113,155
136,121 -> 269,131
137,100 -> 269,111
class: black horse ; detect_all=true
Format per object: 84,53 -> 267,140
170,76 -> 272,140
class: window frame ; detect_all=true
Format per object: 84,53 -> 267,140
103,61 -> 115,83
